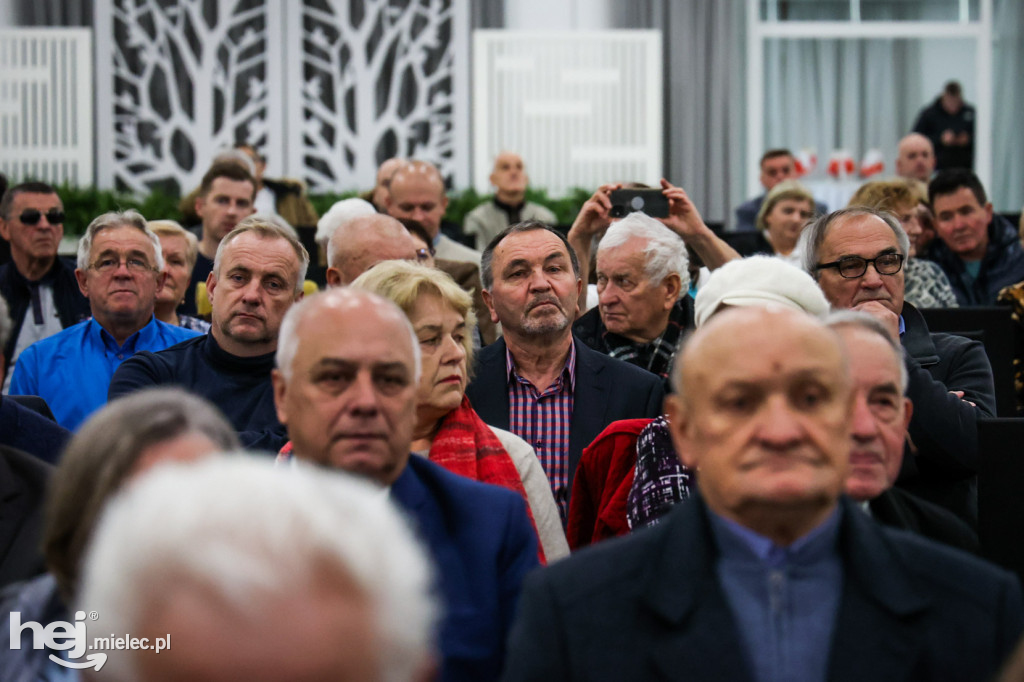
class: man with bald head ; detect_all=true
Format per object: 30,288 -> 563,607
386,160 -> 481,265
504,306 -> 1022,682
895,133 -> 936,182
325,213 -> 418,286
464,152 -> 556,250
272,287 -> 538,681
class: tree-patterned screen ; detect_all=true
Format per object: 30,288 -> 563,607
95,0 -> 468,195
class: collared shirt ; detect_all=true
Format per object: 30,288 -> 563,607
506,341 -> 576,520
708,506 -> 843,682
9,317 -> 198,431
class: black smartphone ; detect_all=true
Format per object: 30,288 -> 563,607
608,189 -> 669,219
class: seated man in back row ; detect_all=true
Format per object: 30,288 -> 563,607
464,152 -> 556,250
734,148 -> 827,232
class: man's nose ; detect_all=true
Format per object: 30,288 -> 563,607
348,372 -> 382,414
850,393 -> 878,441
754,396 -> 805,449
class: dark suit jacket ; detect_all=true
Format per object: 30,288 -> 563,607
0,446 -> 51,590
869,486 -> 978,554
502,496 -> 1023,682
392,455 -> 539,682
466,337 -> 665,501
0,397 -> 70,465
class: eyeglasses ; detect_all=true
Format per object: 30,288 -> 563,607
18,209 -> 65,225
815,253 -> 905,279
89,257 -> 157,275
415,248 -> 433,262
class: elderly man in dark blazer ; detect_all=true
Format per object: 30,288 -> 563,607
468,221 -> 664,520
273,287 -> 538,682
503,307 -> 1022,682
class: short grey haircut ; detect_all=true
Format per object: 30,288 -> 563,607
597,211 -> 690,295
481,220 -> 580,290
76,210 -> 164,272
212,215 -> 310,293
78,457 -> 439,682
44,388 -> 239,602
825,309 -> 908,393
276,287 -> 422,383
800,207 -> 911,279
317,197 -> 377,249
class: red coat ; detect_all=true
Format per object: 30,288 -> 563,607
566,418 -> 653,549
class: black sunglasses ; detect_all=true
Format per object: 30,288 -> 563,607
19,209 -> 65,225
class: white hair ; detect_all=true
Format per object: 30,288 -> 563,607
76,210 -> 164,272
317,198 -> 378,251
825,309 -> 909,393
77,456 -> 438,682
597,211 -> 690,293
276,287 -> 422,383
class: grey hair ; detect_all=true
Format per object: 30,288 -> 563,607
43,388 -> 239,602
77,457 -> 439,682
211,148 -> 257,176
481,220 -> 580,290
76,210 -> 164,272
825,309 -> 909,393
597,211 -> 690,295
275,287 -> 422,384
213,215 -> 310,294
800,207 -> 911,279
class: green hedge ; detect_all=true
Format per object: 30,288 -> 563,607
53,184 -> 594,235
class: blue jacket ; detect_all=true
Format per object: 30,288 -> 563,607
9,317 -> 198,431
925,214 -> 1024,306
392,455 -> 539,682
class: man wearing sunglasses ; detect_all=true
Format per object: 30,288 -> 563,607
0,182 -> 91,391
803,207 -> 995,529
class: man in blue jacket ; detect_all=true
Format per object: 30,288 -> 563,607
925,169 -> 1024,306
272,287 -> 539,682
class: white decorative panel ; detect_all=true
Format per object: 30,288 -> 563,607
288,0 -> 470,191
0,29 -> 93,186
95,0 -> 286,195
472,30 -> 662,196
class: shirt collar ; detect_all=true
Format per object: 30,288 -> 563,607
505,338 -> 577,392
92,315 -> 159,354
898,314 -> 906,337
709,503 -> 842,568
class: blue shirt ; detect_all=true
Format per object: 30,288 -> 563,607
9,317 -> 199,431
709,507 -> 843,682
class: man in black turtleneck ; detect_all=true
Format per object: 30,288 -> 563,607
109,218 -> 308,452
463,152 -> 556,250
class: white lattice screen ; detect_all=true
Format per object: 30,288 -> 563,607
472,30 -> 662,196
0,29 -> 93,185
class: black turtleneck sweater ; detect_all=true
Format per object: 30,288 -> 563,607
108,333 -> 286,452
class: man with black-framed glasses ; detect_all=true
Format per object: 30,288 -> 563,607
802,207 -> 995,528
8,210 -> 198,430
0,182 -> 90,391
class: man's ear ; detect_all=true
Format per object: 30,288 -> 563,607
271,368 -> 289,426
325,267 -> 342,288
75,269 -> 90,298
481,288 -> 500,325
154,270 -> 167,297
0,219 -> 10,242
902,397 -> 914,431
205,270 -> 218,303
194,195 -> 206,220
663,273 -> 682,309
663,394 -> 697,469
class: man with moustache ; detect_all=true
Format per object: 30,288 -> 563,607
468,221 -> 664,519
109,218 -> 307,450
10,211 -> 197,430
503,307 -> 1022,682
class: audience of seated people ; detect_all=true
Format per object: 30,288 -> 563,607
8,133 -> 1024,682
733,148 -> 827,232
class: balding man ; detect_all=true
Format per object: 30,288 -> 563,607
386,160 -> 481,265
895,133 -> 936,183
325,213 -> 418,286
504,306 -> 1023,682
464,152 -> 556,250
272,288 -> 538,681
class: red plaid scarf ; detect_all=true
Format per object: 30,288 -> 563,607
430,396 -> 546,564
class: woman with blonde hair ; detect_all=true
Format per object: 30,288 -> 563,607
753,179 -> 818,265
352,260 -> 568,562
147,220 -> 211,331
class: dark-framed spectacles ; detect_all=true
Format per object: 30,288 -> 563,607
814,253 -> 905,279
18,209 -> 65,225
89,257 -> 158,275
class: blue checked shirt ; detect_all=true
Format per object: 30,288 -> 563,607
506,342 -> 576,521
